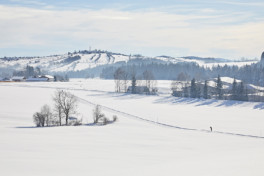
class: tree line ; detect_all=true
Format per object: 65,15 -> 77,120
101,61 -> 264,87
113,67 -> 157,94
171,75 -> 249,101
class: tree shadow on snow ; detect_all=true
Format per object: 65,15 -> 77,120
253,103 -> 264,110
154,96 -> 216,106
86,91 -> 149,100
15,126 -> 38,129
153,96 -> 264,109
15,125 -> 63,129
215,100 -> 244,107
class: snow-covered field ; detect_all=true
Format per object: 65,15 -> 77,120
0,79 -> 264,176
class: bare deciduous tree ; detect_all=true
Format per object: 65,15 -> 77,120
121,71 -> 129,92
53,90 -> 78,126
33,112 -> 45,127
53,90 -> 64,126
114,68 -> 129,92
114,68 -> 124,92
33,104 -> 52,127
131,73 -> 137,94
143,70 -> 156,94
41,104 -> 53,126
93,105 -> 105,123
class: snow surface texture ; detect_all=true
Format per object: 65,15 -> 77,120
0,52 -> 257,73
0,79 -> 264,176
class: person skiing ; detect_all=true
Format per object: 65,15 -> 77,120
210,126 -> 212,132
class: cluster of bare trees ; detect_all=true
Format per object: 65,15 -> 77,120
93,105 -> 118,125
114,68 -> 157,94
142,70 -> 157,94
114,68 -> 129,92
33,90 -> 119,127
33,105 -> 52,127
53,90 -> 78,125
33,90 -> 80,127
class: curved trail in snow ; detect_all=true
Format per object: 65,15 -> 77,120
76,96 -> 264,140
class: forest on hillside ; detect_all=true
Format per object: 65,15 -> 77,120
101,62 -> 264,86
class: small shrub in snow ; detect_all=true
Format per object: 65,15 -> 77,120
93,105 -> 118,125
68,117 -> 82,126
113,115 -> 118,122
73,119 -> 82,126
101,117 -> 108,125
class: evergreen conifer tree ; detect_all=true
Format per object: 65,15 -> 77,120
238,81 -> 248,101
216,75 -> 223,99
203,80 -> 208,99
197,86 -> 201,98
190,78 -> 197,98
131,74 -> 137,94
231,78 -> 238,100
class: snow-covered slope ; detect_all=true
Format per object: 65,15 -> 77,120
0,51 -> 258,73
0,52 -> 131,72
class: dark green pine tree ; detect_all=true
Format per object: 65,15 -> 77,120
231,78 -> 238,100
203,80 -> 208,99
238,81 -> 248,101
131,75 -> 137,94
190,78 -> 197,98
197,86 -> 201,98
216,75 -> 223,99
244,86 -> 249,101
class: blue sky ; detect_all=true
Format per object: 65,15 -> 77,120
0,0 -> 264,59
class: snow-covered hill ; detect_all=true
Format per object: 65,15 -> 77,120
0,50 -> 258,73
0,51 -> 131,73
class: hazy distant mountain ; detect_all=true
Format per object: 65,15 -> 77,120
0,50 -> 258,74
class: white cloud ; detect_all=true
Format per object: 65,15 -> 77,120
9,0 -> 46,6
217,1 -> 264,7
0,4 -> 263,59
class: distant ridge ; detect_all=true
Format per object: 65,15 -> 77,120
0,49 -> 259,74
